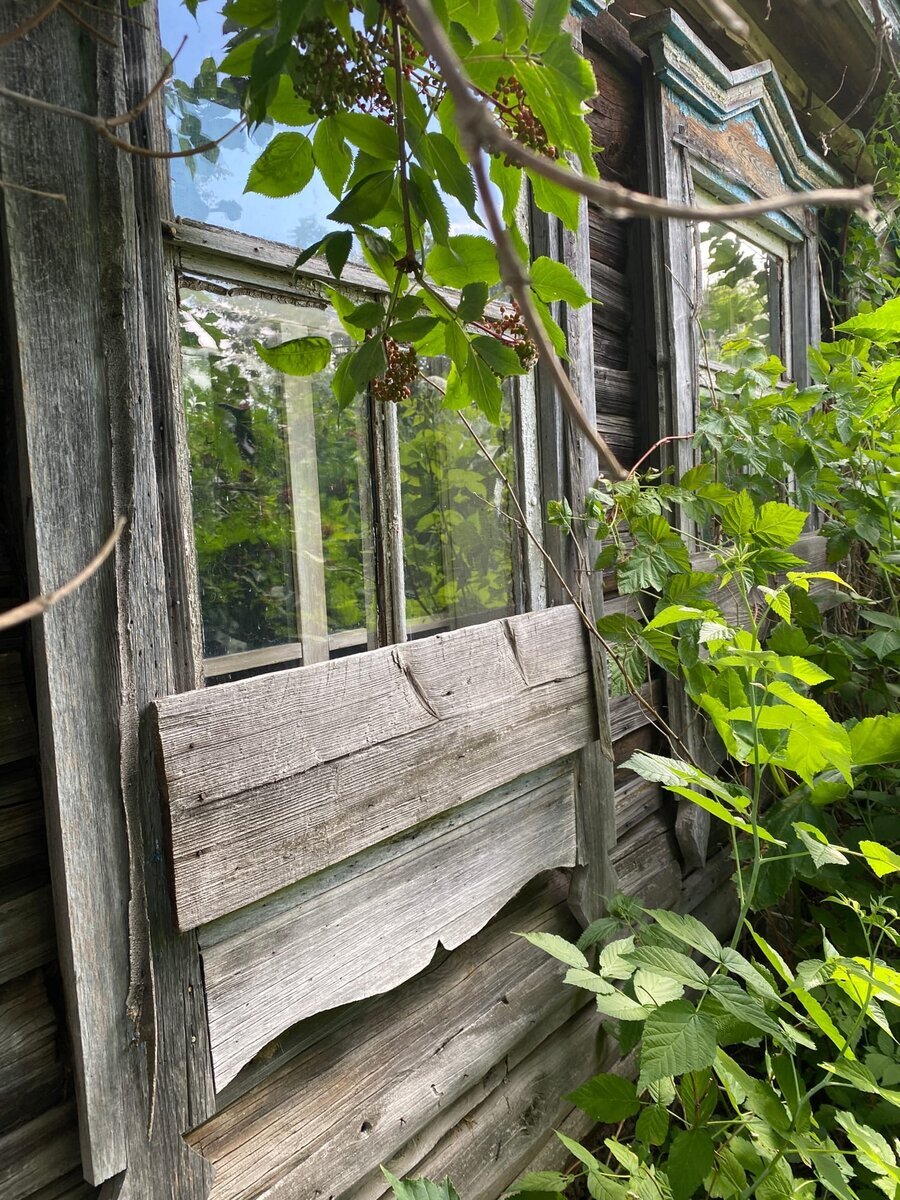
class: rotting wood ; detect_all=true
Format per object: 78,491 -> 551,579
200,764 -> 577,1090
189,879 -> 584,1200
154,604 -> 596,928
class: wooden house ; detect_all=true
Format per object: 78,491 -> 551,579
0,0 -> 894,1196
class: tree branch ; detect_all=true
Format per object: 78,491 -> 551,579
0,517 -> 125,632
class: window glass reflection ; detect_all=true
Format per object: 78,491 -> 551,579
697,223 -> 783,361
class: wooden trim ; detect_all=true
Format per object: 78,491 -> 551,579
153,604 -> 596,929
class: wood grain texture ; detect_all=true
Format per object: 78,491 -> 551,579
0,1103 -> 81,1200
0,767 -> 44,873
0,652 -> 36,766
0,971 -> 67,1132
1,3 -> 215,1188
155,604 -> 596,928
365,1005 -> 605,1200
200,765 -> 577,1090
189,879 -> 585,1200
0,881 -> 55,986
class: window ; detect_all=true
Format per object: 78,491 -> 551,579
171,231 -> 523,681
635,10 -> 842,483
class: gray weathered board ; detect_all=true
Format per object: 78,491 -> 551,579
154,604 -> 597,930
201,764 -> 577,1089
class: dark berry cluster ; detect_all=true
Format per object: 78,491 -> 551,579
490,76 -> 558,159
482,302 -> 538,369
372,339 -> 419,403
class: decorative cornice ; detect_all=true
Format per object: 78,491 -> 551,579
569,0 -> 609,19
632,10 -> 842,190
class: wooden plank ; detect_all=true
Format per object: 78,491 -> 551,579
284,376 -> 329,664
365,1006 -> 605,1200
1,3 -> 216,1188
0,881 -> 55,985
188,879 -> 585,1200
0,767 -> 44,873
0,971 -> 67,1131
0,652 -> 36,766
613,812 -> 683,909
0,1103 -> 81,1200
200,764 -> 577,1089
154,605 -> 595,928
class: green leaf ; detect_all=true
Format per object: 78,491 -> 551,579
518,931 -> 589,969
835,296 -> 900,343
667,1129 -> 714,1200
626,946 -> 710,990
707,976 -> 782,1037
344,301 -> 385,330
381,1169 -> 461,1200
426,235 -> 501,289
410,163 -> 450,245
752,502 -> 807,548
445,321 -> 470,371
721,491 -> 756,539
497,0 -> 528,44
565,1073 -> 640,1122
465,352 -> 503,422
419,132 -> 479,222
313,117 -> 352,198
254,335 -> 331,375
324,230 -> 353,279
349,335 -> 387,388
556,1132 -> 601,1170
848,714 -> 900,766
528,168 -> 580,231
791,822 -> 849,868
335,111 -> 400,161
530,256 -> 591,307
511,1172 -> 574,1194
859,840 -> 900,878
390,316 -> 440,343
528,0 -> 570,54
635,1104 -> 669,1146
533,296 -> 568,358
457,282 -> 489,324
245,131 -> 314,197
639,1002 -> 718,1094
328,171 -> 395,224
470,334 -> 527,376
267,75 -> 315,125
643,908 -> 723,962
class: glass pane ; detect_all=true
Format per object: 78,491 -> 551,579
697,223 -> 782,360
398,373 -> 516,635
180,288 -> 373,668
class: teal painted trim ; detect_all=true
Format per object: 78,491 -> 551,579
570,0 -> 608,16
632,9 -> 842,189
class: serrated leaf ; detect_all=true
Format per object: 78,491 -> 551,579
335,111 -> 400,160
626,946 -> 710,990
707,976 -> 782,1037
530,256 -> 591,307
390,316 -> 440,343
555,1131 -> 600,1169
510,1172 -> 574,1193
635,1104 -> 669,1146
528,0 -> 569,52
313,117 -> 352,198
721,491 -> 755,539
848,714 -> 900,765
752,502 -> 807,548
792,822 -> 849,868
457,282 -> 489,323
565,1073 -> 640,1122
381,1169 -> 461,1200
349,335 -> 387,388
245,131 -> 314,197
518,931 -> 588,969
667,1129 -> 714,1200
427,235 -> 500,289
637,1001 -> 717,1092
254,335 -> 331,375
470,334 -> 527,376
643,909 -> 723,963
859,840 -> 900,878
328,170 -> 396,225
344,301 -> 385,330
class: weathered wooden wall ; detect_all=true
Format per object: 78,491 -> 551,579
0,389 -> 95,1199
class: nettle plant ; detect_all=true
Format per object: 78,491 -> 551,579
175,0 -> 600,417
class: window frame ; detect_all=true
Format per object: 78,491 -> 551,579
165,217 -> 545,682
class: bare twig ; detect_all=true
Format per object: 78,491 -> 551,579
627,433 -> 696,480
59,0 -> 117,48
0,77 -> 245,161
404,0 -> 872,223
0,178 -> 66,201
0,0 -> 63,47
0,517 -> 125,632
705,0 -> 750,40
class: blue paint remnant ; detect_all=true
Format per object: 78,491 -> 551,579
570,0 -> 608,17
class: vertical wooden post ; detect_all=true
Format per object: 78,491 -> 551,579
284,377 -> 330,664
0,2 -> 216,1193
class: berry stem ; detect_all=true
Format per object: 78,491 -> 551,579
391,13 -> 418,271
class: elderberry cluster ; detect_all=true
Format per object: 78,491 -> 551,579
491,76 -> 558,159
372,339 -> 419,403
482,302 -> 538,370
288,21 -> 392,118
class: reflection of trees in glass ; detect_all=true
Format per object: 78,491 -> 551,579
697,223 -> 778,359
181,291 -> 367,657
399,374 -> 515,628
